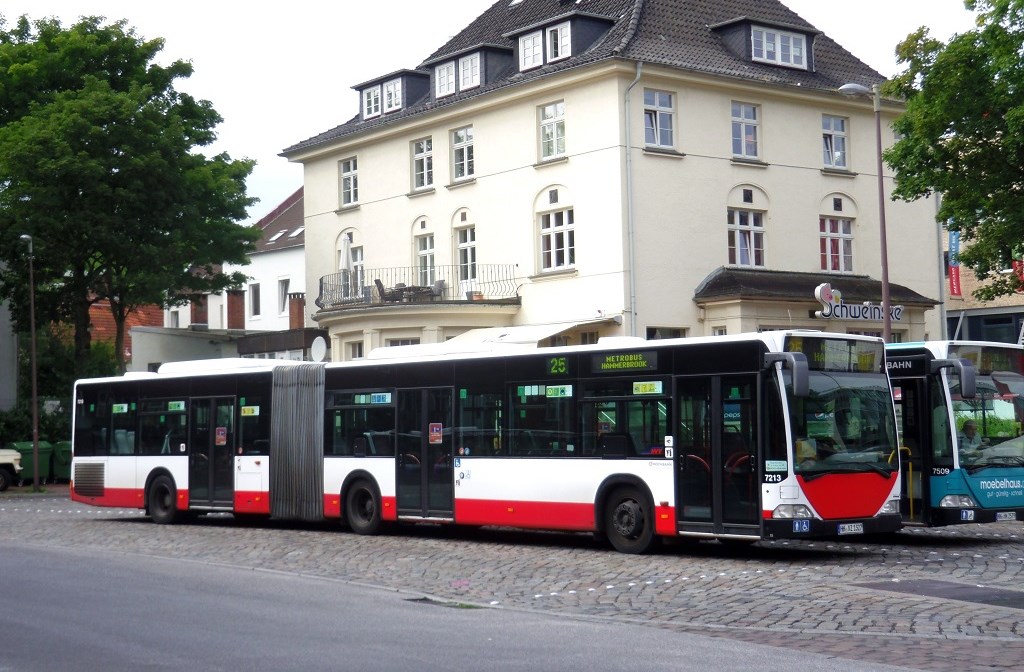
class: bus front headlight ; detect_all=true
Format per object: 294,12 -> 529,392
938,495 -> 977,508
879,500 -> 900,515
772,504 -> 813,519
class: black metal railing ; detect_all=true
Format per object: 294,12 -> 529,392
316,264 -> 519,309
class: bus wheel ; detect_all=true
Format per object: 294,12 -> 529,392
345,480 -> 381,535
148,475 -> 181,525
605,486 -> 655,554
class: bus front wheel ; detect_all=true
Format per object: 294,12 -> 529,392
148,475 -> 181,525
605,486 -> 655,554
345,480 -> 381,535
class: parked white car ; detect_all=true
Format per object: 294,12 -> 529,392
0,448 -> 23,491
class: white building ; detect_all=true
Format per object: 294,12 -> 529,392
282,0 -> 943,361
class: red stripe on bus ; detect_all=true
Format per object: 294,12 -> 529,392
235,491 -> 271,515
455,499 -> 595,531
654,504 -> 675,536
799,472 -> 896,519
71,484 -> 144,509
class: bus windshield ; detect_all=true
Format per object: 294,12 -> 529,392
788,371 -> 898,479
950,371 -> 1024,473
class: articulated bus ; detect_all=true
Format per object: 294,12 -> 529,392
886,341 -> 1024,526
71,331 -> 902,553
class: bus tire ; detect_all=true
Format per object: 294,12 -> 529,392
148,475 -> 181,525
605,486 -> 656,554
345,480 -> 381,535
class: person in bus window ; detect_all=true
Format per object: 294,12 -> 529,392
959,420 -> 983,452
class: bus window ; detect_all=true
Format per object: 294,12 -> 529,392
509,383 -> 575,456
239,395 -> 270,455
456,389 -> 503,456
324,390 -> 396,457
138,399 -> 187,455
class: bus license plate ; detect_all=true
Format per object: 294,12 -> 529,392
837,523 -> 864,535
996,512 -> 1017,521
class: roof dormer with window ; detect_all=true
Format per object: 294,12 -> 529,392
506,12 -> 615,73
711,18 -> 818,72
421,47 -> 515,102
354,70 -> 431,121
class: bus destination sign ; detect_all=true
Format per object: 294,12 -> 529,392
593,351 -> 657,373
785,336 -> 883,373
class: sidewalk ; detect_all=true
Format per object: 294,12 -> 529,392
1,482 -> 70,497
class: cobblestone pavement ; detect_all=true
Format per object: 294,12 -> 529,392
4,486 -> 1023,672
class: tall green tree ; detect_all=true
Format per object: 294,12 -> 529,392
885,0 -> 1024,300
0,15 -> 259,372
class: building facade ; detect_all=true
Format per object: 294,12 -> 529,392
283,0 -> 944,360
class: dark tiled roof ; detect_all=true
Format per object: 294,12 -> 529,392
282,0 -> 886,156
693,267 -> 939,306
253,187 -> 304,254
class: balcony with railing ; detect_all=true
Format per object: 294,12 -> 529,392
315,264 -> 519,311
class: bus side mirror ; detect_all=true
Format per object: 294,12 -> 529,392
932,358 -> 976,399
766,352 -> 809,398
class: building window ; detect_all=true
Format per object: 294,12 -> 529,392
751,27 -> 807,69
731,102 -> 759,159
580,331 -> 599,345
339,158 -> 358,206
646,327 -> 686,339
352,245 -> 365,293
412,138 -> 433,190
727,209 -> 764,267
249,283 -> 261,318
643,89 -> 674,148
458,227 -> 477,282
713,326 -> 728,336
417,234 -> 435,285
383,78 -> 402,113
278,279 -> 290,314
540,207 -> 575,271
168,310 -> 179,328
459,53 -> 480,89
819,217 -> 854,272
822,115 -> 848,169
362,86 -> 381,118
547,22 -> 571,61
451,126 -> 475,181
539,101 -> 566,160
387,338 -> 421,347
435,62 -> 455,97
519,31 -> 543,70
349,342 -> 364,360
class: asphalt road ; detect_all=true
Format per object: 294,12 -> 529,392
2,487 -> 1022,671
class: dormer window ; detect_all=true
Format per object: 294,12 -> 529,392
362,86 -> 381,118
435,62 -> 456,97
546,22 -> 571,62
459,53 -> 480,90
751,26 -> 806,69
519,31 -> 543,70
383,78 -> 402,113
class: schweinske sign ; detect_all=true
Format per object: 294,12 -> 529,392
814,283 -> 903,322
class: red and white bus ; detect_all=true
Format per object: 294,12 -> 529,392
71,331 -> 902,553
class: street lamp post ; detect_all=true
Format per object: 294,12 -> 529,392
839,82 -> 891,343
18,234 -> 40,492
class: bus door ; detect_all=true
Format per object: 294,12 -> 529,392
889,375 -> 930,523
188,397 -> 236,509
396,388 -> 454,519
675,375 -> 760,535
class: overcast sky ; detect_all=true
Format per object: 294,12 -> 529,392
2,0 -> 978,224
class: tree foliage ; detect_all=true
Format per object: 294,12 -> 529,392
0,15 -> 259,372
884,0 -> 1024,300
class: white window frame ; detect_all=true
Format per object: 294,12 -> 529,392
546,22 -> 571,62
731,102 -> 760,160
339,157 -> 358,206
459,53 -> 480,90
417,234 -> 435,285
540,207 -> 575,272
435,62 -> 455,98
519,31 -> 543,70
412,138 -> 433,190
362,86 -> 381,118
643,89 -> 674,148
383,78 -> 402,113
539,101 -> 566,160
820,217 -> 854,272
822,115 -> 848,169
727,208 -> 765,267
249,283 -> 261,318
751,26 -> 807,69
458,226 -> 477,282
452,126 -> 474,181
278,278 -> 290,315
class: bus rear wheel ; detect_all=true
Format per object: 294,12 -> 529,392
345,480 -> 381,535
148,475 -> 180,525
605,486 -> 655,554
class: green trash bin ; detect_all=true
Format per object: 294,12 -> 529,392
7,441 -> 52,484
51,441 -> 72,482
